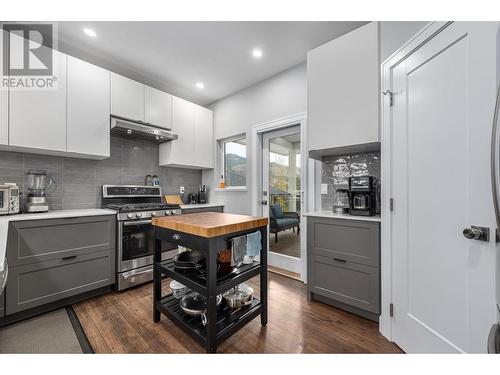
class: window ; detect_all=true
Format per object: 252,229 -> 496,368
222,136 -> 247,188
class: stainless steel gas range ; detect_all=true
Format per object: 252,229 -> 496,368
102,185 -> 182,291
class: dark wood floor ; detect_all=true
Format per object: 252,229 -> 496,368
72,272 -> 402,353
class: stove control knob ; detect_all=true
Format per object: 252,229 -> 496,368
151,212 -> 158,217
136,213 -> 143,218
165,210 -> 172,216
127,213 -> 134,219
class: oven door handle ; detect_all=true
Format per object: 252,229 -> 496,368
123,220 -> 152,226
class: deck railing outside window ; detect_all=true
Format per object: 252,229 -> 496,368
269,193 -> 301,214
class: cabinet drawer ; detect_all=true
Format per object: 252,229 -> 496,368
309,254 -> 380,313
5,250 -> 114,315
307,217 -> 379,266
7,216 -> 115,267
181,206 -> 223,214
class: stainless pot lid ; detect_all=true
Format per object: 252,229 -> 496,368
223,283 -> 253,300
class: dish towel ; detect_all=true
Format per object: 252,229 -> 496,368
246,231 -> 262,257
231,235 -> 246,266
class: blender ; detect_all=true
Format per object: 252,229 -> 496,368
25,170 -> 52,213
333,188 -> 350,214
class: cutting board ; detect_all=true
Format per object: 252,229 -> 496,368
164,195 -> 183,205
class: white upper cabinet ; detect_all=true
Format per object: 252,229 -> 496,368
67,56 -> 110,158
0,88 -> 7,146
193,105 -> 214,169
160,97 -> 214,169
159,96 -> 194,167
0,30 -> 7,146
307,22 -> 380,153
145,86 -> 172,129
9,49 -> 67,152
110,72 -> 145,122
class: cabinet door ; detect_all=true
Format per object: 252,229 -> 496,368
145,85 -> 172,129
159,96 -> 194,167
110,72 -> 144,122
67,56 -> 110,158
5,250 -> 114,314
0,83 -> 6,146
9,50 -> 67,152
307,22 -> 379,151
0,30 -> 6,145
193,105 -> 213,168
309,253 -> 380,314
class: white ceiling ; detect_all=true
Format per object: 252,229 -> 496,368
55,21 -> 367,106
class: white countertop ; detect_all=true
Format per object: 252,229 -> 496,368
180,203 -> 224,210
0,208 -> 116,272
302,211 -> 381,222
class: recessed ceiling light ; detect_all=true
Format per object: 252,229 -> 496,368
252,48 -> 263,59
196,82 -> 204,89
83,28 -> 97,37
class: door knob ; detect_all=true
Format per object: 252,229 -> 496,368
462,226 -> 490,242
261,200 -> 268,205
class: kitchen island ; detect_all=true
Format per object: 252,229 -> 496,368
152,212 -> 268,353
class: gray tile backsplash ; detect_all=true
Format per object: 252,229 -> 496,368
0,136 -> 202,210
321,152 -> 380,211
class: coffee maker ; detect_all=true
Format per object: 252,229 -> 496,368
25,170 -> 52,213
348,176 -> 377,216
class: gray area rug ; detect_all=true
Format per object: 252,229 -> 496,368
0,308 -> 84,353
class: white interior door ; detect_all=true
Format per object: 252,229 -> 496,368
390,22 -> 498,353
262,125 -> 303,275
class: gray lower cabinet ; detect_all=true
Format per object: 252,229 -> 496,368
181,205 -> 224,214
5,215 -> 115,316
307,217 -> 380,321
6,250 -> 113,314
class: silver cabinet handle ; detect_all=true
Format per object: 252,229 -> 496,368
123,220 -> 152,226
491,85 -> 500,231
122,268 -> 153,280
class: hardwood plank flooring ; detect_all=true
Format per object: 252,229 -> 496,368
72,272 -> 402,354
268,265 -> 301,281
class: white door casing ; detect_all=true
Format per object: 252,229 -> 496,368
263,125 -> 302,274
250,113 -> 308,280
382,22 -> 499,353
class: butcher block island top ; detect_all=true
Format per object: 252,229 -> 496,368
151,212 -> 268,238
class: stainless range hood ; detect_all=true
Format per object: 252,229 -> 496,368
110,117 -> 178,144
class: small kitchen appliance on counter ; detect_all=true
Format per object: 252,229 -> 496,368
333,188 -> 350,214
188,193 -> 198,205
198,185 -> 207,204
348,176 -> 377,216
0,183 -> 20,215
102,185 -> 182,291
25,170 -> 52,213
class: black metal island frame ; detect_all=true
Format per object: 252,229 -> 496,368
152,212 -> 269,353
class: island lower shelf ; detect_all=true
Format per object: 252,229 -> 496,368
155,259 -> 261,296
156,293 -> 262,345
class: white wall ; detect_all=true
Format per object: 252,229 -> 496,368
204,63 -> 307,214
205,21 -> 428,215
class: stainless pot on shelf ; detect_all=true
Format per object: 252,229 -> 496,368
222,283 -> 254,309
180,292 -> 222,326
